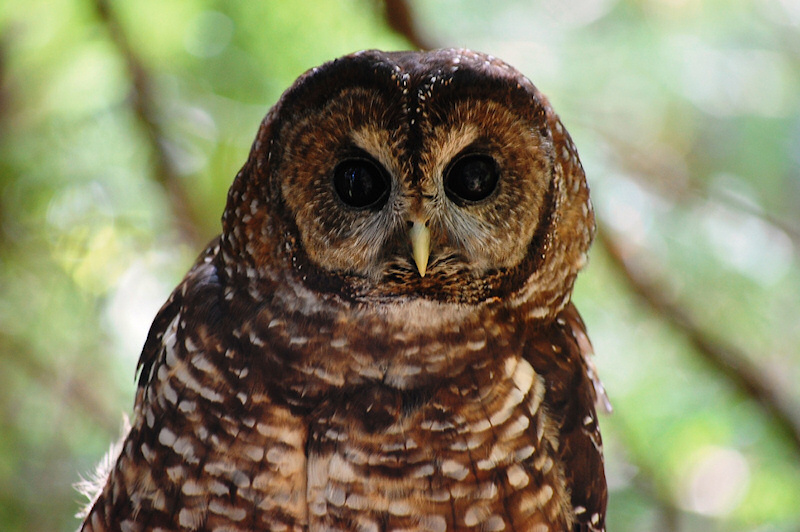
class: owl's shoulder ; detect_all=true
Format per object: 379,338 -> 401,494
523,303 -> 607,531
136,238 -> 227,391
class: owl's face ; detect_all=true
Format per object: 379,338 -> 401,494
224,49 -> 593,310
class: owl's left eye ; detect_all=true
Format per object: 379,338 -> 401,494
444,154 -> 500,204
333,158 -> 390,210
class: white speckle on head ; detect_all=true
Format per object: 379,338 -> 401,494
572,176 -> 582,194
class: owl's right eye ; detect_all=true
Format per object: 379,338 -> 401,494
333,158 -> 390,210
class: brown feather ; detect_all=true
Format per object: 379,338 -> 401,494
80,49 -> 607,532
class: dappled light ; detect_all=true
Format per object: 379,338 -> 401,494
0,1 -> 798,530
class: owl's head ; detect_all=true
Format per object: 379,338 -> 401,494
222,49 -> 594,316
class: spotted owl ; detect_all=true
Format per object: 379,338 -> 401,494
78,49 -> 608,532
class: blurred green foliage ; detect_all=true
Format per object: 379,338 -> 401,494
1,0 -> 798,531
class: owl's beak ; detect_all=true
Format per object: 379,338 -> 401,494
408,220 -> 431,277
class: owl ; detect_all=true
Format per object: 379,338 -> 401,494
78,49 -> 607,532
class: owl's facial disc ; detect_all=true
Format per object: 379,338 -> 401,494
270,62 -> 561,302
219,49 -> 595,306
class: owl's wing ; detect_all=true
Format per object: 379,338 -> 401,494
561,303 -> 608,532
136,237 -> 221,391
563,305 -> 612,415
526,302 -> 608,532
81,238 -> 227,529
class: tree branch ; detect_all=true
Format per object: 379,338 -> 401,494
0,332 -> 120,434
379,0 -> 435,50
597,227 -> 800,454
91,0 -> 201,246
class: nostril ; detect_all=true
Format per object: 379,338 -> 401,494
406,219 -> 431,228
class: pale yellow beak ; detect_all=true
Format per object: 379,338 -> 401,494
408,221 -> 431,277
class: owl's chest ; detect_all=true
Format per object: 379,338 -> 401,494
242,357 -> 572,531
115,357 -> 571,531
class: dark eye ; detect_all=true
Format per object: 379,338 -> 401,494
332,158 -> 390,209
444,154 -> 499,204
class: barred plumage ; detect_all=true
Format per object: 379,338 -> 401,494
80,48 -> 607,532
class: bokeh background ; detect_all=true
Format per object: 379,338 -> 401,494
1,0 -> 799,530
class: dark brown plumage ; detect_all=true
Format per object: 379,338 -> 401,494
79,48 -> 607,532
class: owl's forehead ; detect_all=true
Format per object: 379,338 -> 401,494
280,48 -> 544,126
374,48 -> 533,87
